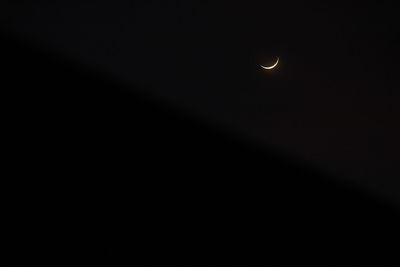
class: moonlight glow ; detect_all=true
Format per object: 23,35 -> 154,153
261,57 -> 279,70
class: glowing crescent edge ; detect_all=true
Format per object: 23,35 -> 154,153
260,57 -> 280,70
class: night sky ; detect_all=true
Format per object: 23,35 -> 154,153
2,0 -> 399,202
1,0 -> 400,265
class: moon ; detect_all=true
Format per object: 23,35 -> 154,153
261,57 -> 279,70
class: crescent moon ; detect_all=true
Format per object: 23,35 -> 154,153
260,57 -> 279,70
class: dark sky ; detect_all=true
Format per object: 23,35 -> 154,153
3,1 -> 400,266
1,0 -> 399,204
